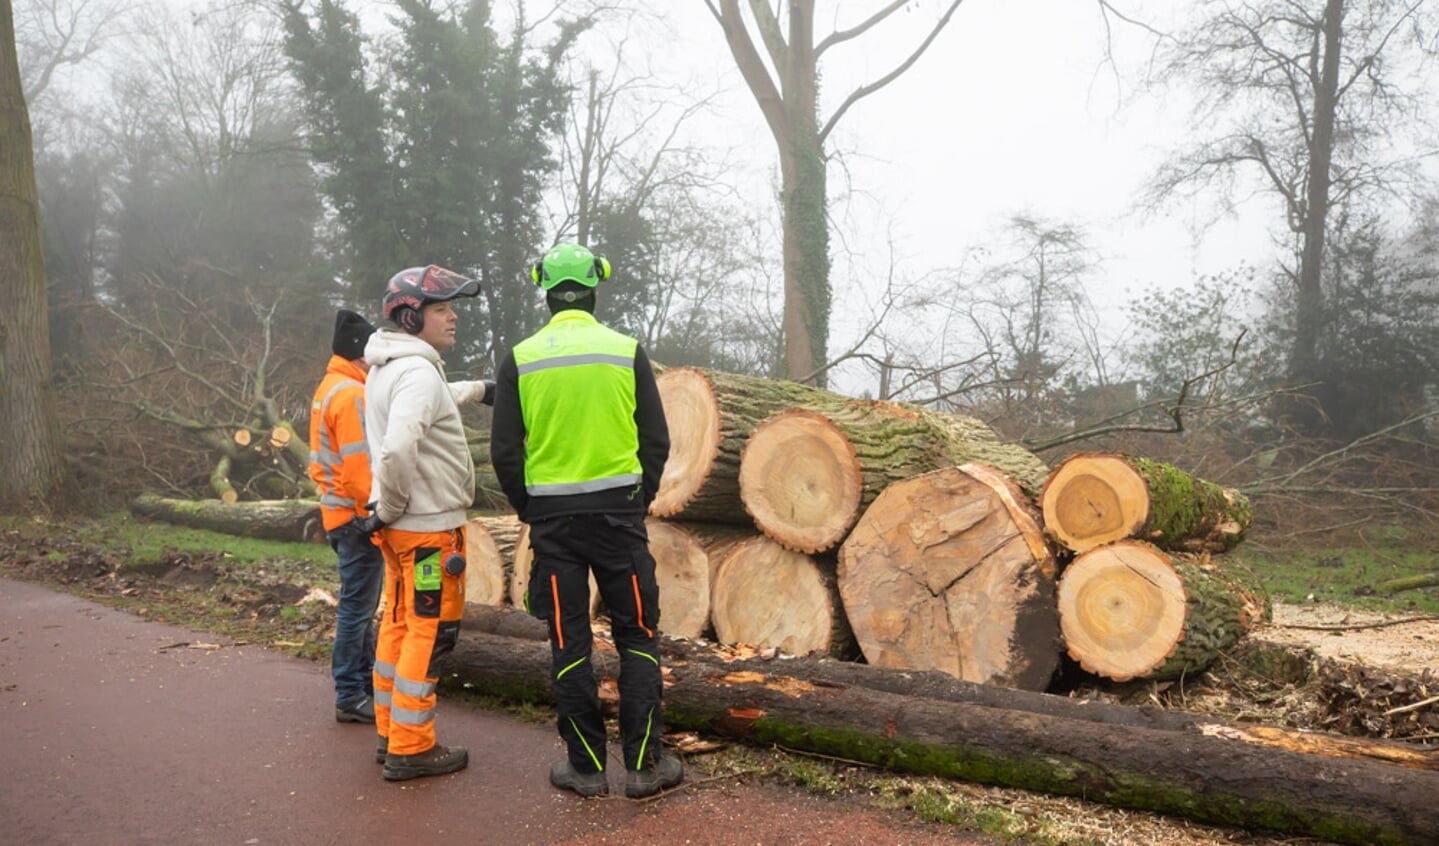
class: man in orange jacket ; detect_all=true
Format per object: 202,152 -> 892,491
308,309 -> 382,724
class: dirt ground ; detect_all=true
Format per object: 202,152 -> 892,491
2,526 -> 1436,845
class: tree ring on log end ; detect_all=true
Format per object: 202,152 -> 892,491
1041,454 -> 1150,553
1057,541 -> 1187,682
653,368 -> 723,517
711,535 -> 835,657
739,409 -> 863,553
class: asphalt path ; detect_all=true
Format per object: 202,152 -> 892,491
0,577 -> 982,846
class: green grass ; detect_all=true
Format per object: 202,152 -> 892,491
1234,542 -> 1439,615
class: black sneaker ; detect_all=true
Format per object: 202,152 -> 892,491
383,744 -> 468,781
549,760 -> 609,797
375,735 -> 387,764
335,696 -> 375,724
624,754 -> 683,799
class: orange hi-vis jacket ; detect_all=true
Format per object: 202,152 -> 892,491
308,355 -> 374,532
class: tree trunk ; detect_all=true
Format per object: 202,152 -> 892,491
1040,453 -> 1251,554
651,366 -> 837,521
1057,540 -> 1270,682
440,629 -> 1439,846
838,463 -> 1060,691
741,405 -> 1049,554
709,534 -> 855,659
129,493 -> 324,543
0,0 -> 70,512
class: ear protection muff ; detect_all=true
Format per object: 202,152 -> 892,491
593,256 -> 611,282
530,261 -> 545,287
395,305 -> 424,335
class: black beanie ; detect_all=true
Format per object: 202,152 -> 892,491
332,309 -> 377,361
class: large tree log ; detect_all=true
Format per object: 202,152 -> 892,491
652,367 -> 837,521
1040,453 -> 1252,554
130,493 -> 323,542
709,535 -> 855,659
644,519 -> 713,639
838,463 -> 1059,691
462,517 -> 507,607
741,404 -> 1049,554
440,629 -> 1439,845
1057,540 -> 1270,682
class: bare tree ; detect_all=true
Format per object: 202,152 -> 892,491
1,0 -> 71,511
13,0 -> 130,105
703,0 -> 963,385
1144,0 -> 1437,429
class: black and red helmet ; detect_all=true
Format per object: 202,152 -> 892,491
382,265 -> 480,333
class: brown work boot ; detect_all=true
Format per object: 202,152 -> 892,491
382,744 -> 468,781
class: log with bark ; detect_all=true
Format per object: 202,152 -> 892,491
1040,453 -> 1252,554
837,463 -> 1060,691
439,628 -> 1439,846
651,367 -> 839,521
1056,540 -> 1269,682
130,492 -> 324,542
740,403 -> 1049,554
709,534 -> 856,659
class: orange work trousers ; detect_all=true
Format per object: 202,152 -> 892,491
372,526 -> 466,756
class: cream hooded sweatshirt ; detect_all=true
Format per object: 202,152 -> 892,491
363,329 -> 487,532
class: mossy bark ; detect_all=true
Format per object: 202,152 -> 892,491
439,629 -> 1439,846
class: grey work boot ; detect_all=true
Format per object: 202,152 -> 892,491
375,735 -> 387,764
549,760 -> 609,797
382,744 -> 468,781
335,695 -> 375,724
624,754 -> 683,799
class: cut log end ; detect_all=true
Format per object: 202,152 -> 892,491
1041,454 -> 1150,553
652,368 -> 722,517
463,518 -> 507,607
646,518 -> 711,640
710,536 -> 850,658
739,409 -> 863,553
1057,541 -> 1187,682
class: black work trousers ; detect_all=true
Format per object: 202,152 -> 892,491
527,512 -> 664,774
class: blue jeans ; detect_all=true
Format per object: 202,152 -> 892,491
329,529 -> 384,707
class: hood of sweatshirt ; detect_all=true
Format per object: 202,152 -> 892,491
364,328 -> 442,369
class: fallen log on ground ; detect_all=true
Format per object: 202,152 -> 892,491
445,606 -> 1439,771
439,629 -> 1439,845
1040,453 -> 1252,554
1057,540 -> 1269,682
130,493 -> 324,543
837,463 -> 1059,691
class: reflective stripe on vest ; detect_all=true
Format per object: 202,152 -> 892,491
312,378 -> 366,511
513,313 -> 641,497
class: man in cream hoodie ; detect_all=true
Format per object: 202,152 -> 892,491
354,265 -> 494,781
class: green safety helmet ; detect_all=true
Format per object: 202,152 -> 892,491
529,243 -> 611,291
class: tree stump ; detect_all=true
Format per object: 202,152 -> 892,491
709,534 -> 855,658
1057,540 -> 1270,682
1040,453 -> 1252,554
740,404 -> 1049,554
837,463 -> 1060,691
651,366 -> 836,522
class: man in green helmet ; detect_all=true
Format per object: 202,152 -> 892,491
490,242 -> 680,799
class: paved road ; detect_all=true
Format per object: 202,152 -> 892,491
0,577 -> 983,846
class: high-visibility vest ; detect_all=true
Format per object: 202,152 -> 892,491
307,355 -> 372,531
513,311 -> 641,497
